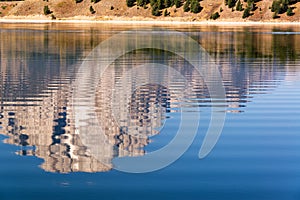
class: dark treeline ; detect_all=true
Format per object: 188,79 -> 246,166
224,0 -> 299,19
271,0 -> 298,18
126,0 -> 202,16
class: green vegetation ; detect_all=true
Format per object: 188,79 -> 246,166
190,0 -> 201,13
242,6 -> 251,18
126,0 -> 135,7
271,0 -> 285,14
241,0 -> 257,18
164,9 -> 170,16
14,0 -> 297,19
137,0 -> 149,6
164,0 -> 171,8
43,5 -> 52,15
236,0 -> 243,11
90,5 -> 96,14
225,0 -> 237,8
287,6 -> 294,15
125,0 -> 203,16
151,3 -> 161,15
245,0 -> 256,12
224,0 -> 259,17
174,0 -> 181,8
183,0 -> 190,12
273,11 -> 278,18
270,0 -> 297,17
210,12 -> 220,20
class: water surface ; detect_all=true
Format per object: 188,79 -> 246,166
0,23 -> 300,200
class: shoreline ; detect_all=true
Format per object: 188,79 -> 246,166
1,16 -> 300,25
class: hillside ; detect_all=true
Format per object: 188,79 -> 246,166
0,0 -> 300,22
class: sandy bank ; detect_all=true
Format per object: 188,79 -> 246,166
1,16 -> 300,26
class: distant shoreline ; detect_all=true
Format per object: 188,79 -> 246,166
1,17 -> 300,25
1,0 -> 300,26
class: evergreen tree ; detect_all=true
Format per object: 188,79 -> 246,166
242,6 -> 251,18
90,6 -> 96,14
247,0 -> 255,11
271,0 -> 280,12
174,0 -> 181,8
270,0 -> 291,14
210,12 -> 220,20
287,6 -> 294,15
152,3 -> 162,15
157,0 -> 164,9
136,0 -> 144,6
43,5 -> 52,15
164,9 -> 170,16
126,0 -> 136,7
164,0 -> 171,8
183,0 -> 190,12
150,0 -> 156,6
236,0 -> 243,11
136,0 -> 149,6
137,0 -> 143,6
273,11 -> 278,18
227,0 -> 236,8
190,0 -> 201,13
280,1 -> 288,13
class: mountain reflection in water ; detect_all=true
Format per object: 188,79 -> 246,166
0,24 -> 299,173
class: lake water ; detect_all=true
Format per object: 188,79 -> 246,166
0,23 -> 300,200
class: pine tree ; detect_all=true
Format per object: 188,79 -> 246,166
190,0 -> 201,13
136,0 -> 149,6
236,0 -> 243,11
210,12 -> 220,20
152,3 -> 162,15
157,0 -> 164,9
150,0 -> 156,6
183,0 -> 190,12
90,6 -> 96,14
164,0 -> 171,8
227,0 -> 236,8
242,6 -> 251,18
174,0 -> 181,8
43,5 -> 52,15
287,6 -> 294,16
126,0 -> 136,7
271,0 -> 280,12
137,0 -> 143,6
246,0 -> 255,11
164,9 -> 170,16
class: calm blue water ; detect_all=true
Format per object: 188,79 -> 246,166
0,23 -> 300,200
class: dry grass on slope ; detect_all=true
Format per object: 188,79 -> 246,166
0,0 -> 299,22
